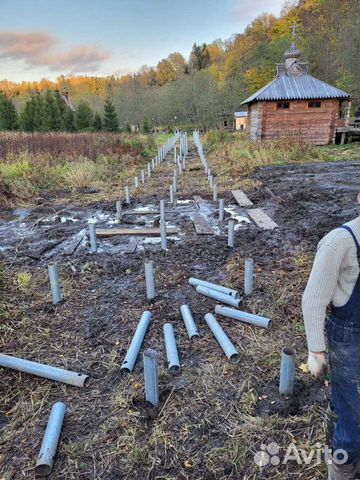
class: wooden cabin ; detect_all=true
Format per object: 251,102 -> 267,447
241,37 -> 352,145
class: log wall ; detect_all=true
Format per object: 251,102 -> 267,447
248,99 -> 341,145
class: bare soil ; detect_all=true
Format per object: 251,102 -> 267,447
0,147 -> 359,480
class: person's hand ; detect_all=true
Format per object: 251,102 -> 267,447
307,351 -> 327,377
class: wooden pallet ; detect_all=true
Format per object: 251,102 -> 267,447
246,208 -> 278,230
231,190 -> 253,207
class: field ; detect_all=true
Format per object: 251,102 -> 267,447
0,132 -> 359,479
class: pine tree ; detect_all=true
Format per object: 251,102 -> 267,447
33,94 -> 44,131
64,107 -> 75,132
141,117 -> 151,133
103,97 -> 119,132
93,112 -> 103,131
0,93 -> 18,130
75,100 -> 94,131
20,97 -> 36,131
54,90 -> 66,128
43,90 -> 62,131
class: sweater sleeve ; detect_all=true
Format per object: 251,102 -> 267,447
302,242 -> 344,352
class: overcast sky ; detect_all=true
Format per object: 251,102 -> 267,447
0,0 -> 285,82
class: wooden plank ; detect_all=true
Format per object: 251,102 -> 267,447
192,213 -> 213,235
231,190 -> 253,207
96,227 -> 178,237
122,210 -> 160,216
193,195 -> 203,204
246,208 -> 278,230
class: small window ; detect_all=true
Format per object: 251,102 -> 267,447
308,101 -> 321,108
277,102 -> 290,109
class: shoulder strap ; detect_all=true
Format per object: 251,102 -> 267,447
339,225 -> 360,256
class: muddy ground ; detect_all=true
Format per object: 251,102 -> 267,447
0,145 -> 359,480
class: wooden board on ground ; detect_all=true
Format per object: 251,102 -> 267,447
96,227 -> 178,237
231,190 -> 253,207
246,208 -> 278,230
122,210 -> 160,216
193,195 -> 203,205
192,213 -> 214,235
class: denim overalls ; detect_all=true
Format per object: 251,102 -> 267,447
327,225 -> 360,464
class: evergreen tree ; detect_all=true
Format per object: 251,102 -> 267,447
93,112 -> 103,131
33,94 -> 44,131
20,97 -> 36,131
0,93 -> 18,130
141,117 -> 151,133
64,107 -> 75,132
43,90 -> 62,131
103,97 -> 119,132
54,90 -> 66,128
75,100 -> 94,131
124,122 -> 132,133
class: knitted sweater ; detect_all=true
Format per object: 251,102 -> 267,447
302,216 -> 360,352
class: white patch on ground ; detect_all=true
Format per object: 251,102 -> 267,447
177,199 -> 193,205
133,205 -> 156,213
225,206 -> 251,229
60,217 -> 79,223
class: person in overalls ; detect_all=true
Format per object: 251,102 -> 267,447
302,197 -> 360,480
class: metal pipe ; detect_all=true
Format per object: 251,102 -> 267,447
125,186 -> 130,204
160,199 -> 165,223
151,158 -> 155,170
160,218 -> 167,251
143,349 -> 159,407
48,264 -> 61,304
196,285 -> 241,307
147,163 -> 151,177
145,261 -> 155,300
173,176 -> 177,194
208,175 -> 213,188
204,313 -> 240,363
244,258 -> 254,296
35,402 -> 66,476
163,323 -> 180,374
180,305 -> 199,339
116,200 -> 122,222
169,184 -> 174,204
89,222 -> 97,253
120,311 -> 152,373
279,348 -> 296,395
228,220 -> 235,248
173,146 -> 177,163
214,305 -> 271,329
141,169 -> 145,184
0,354 -> 89,387
134,176 -> 139,189
219,199 -> 224,221
213,184 -> 218,201
189,277 -> 239,298
178,163 -> 182,175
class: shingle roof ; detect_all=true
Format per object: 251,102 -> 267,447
241,73 -> 351,104
234,111 -> 248,117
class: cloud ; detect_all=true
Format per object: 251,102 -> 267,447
0,31 -> 110,74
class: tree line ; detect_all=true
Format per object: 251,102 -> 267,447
0,0 -> 359,131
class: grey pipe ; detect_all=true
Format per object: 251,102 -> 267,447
213,184 -> 218,201
189,277 -> 239,298
89,223 -> 97,253
48,264 -> 61,304
147,163 -> 151,177
279,348 -> 296,395
125,186 -> 130,204
214,305 -> 271,329
204,313 -> 239,363
134,176 -> 139,189
228,220 -> 235,248
145,261 -> 155,300
160,199 -> 165,223
219,199 -> 224,221
35,402 -> 66,476
173,146 -> 177,163
120,311 -> 152,373
180,305 -> 199,339
169,184 -> 174,204
163,323 -> 180,374
244,258 -> 254,296
160,219 -> 167,251
173,176 -> 177,193
196,285 -> 241,307
141,169 -> 145,184
143,349 -> 159,407
208,175 -> 213,188
116,200 -> 122,222
151,158 -> 155,170
0,354 -> 89,387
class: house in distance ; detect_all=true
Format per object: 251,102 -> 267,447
241,26 -> 352,145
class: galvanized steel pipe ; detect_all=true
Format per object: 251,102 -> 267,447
228,220 -> 235,248
125,186 -> 130,204
143,349 -> 159,407
196,285 -> 241,307
279,348 -> 296,395
163,323 -> 180,374
214,305 -> 271,329
35,402 -> 66,476
244,258 -> 254,296
219,199 -> 224,221
189,277 -> 239,298
48,264 -> 61,304
204,313 -> 239,363
116,200 -> 122,222
89,223 -> 97,253
180,305 -> 199,339
120,311 -> 152,373
145,261 -> 155,300
0,354 -> 89,387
